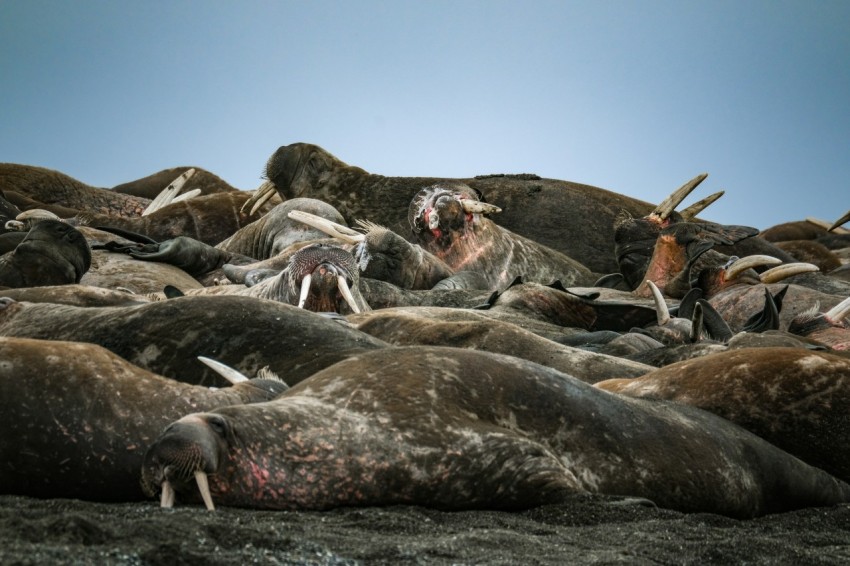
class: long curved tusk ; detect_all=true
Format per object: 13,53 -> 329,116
297,274 -> 312,309
825,296 -> 850,323
759,262 -> 819,283
689,302 -> 703,342
679,191 -> 724,221
652,173 -> 708,220
826,210 -> 850,234
724,255 -> 783,281
143,168 -> 195,216
160,480 -> 176,508
459,200 -> 502,215
240,180 -> 278,216
337,275 -> 361,314
646,280 -> 671,326
194,470 -> 216,511
287,210 -> 365,244
196,356 -> 249,384
172,188 -> 202,203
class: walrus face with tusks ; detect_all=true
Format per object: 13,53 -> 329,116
408,183 -> 501,250
141,413 -> 227,511
285,243 -> 367,314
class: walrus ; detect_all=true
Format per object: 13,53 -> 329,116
245,143 -> 663,273
141,346 -> 850,517
111,166 -> 240,198
0,336 -> 288,501
408,183 -> 595,287
0,295 -> 388,387
0,219 -> 91,288
595,347 -> 850,483
347,306 -> 653,383
0,163 -> 150,218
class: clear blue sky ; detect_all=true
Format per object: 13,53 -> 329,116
1,1 -> 847,230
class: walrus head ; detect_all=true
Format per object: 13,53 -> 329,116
0,219 -> 91,288
141,413 -> 227,511
408,183 -> 501,249
284,243 -> 368,314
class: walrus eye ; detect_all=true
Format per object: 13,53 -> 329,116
206,415 -> 229,438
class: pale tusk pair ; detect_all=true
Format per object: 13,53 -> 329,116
296,273 -> 361,314
142,168 -> 197,216
160,470 -> 215,511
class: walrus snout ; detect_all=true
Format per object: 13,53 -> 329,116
141,414 -> 226,510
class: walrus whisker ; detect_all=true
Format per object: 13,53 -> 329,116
196,356 -> 249,384
652,173 -> 708,220
337,275 -> 361,314
160,480 -> 176,508
287,210 -> 364,244
725,255 -> 783,281
297,274 -> 312,309
759,262 -> 819,283
244,181 -> 277,216
824,296 -> 850,323
194,470 -> 216,511
143,168 -> 195,217
679,191 -> 724,221
647,280 -> 671,325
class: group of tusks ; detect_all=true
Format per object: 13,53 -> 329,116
4,169 -> 850,511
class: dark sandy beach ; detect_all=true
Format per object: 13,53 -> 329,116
3,494 -> 849,565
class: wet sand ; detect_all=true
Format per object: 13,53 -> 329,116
3,494 -> 849,565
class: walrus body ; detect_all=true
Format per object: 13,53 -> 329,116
0,295 -> 388,387
0,220 -> 91,288
259,144 -> 658,273
0,337 -> 288,501
142,346 -> 850,518
595,347 -> 850,483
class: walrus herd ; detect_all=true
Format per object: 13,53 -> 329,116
1,143 -> 850,521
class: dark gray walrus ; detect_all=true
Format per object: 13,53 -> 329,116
0,336 -> 288,501
0,219 -> 91,288
0,295 -> 388,387
595,347 -> 850,483
141,346 -> 850,518
248,143 -> 664,273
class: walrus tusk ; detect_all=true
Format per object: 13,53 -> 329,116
652,173 -> 708,220
679,191 -> 724,221
160,480 -> 176,508
825,296 -> 850,323
143,168 -> 195,217
826,210 -> 850,234
337,276 -> 361,314
172,188 -> 202,203
242,180 -> 278,216
724,255 -> 783,281
459,200 -> 502,215
195,470 -> 216,511
297,274 -> 312,309
759,262 -> 819,283
6,209 -> 62,231
647,280 -> 671,326
196,356 -> 250,384
287,210 -> 365,244
689,302 -> 703,342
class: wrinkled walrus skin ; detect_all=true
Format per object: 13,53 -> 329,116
0,336 -> 288,501
142,346 -> 850,518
